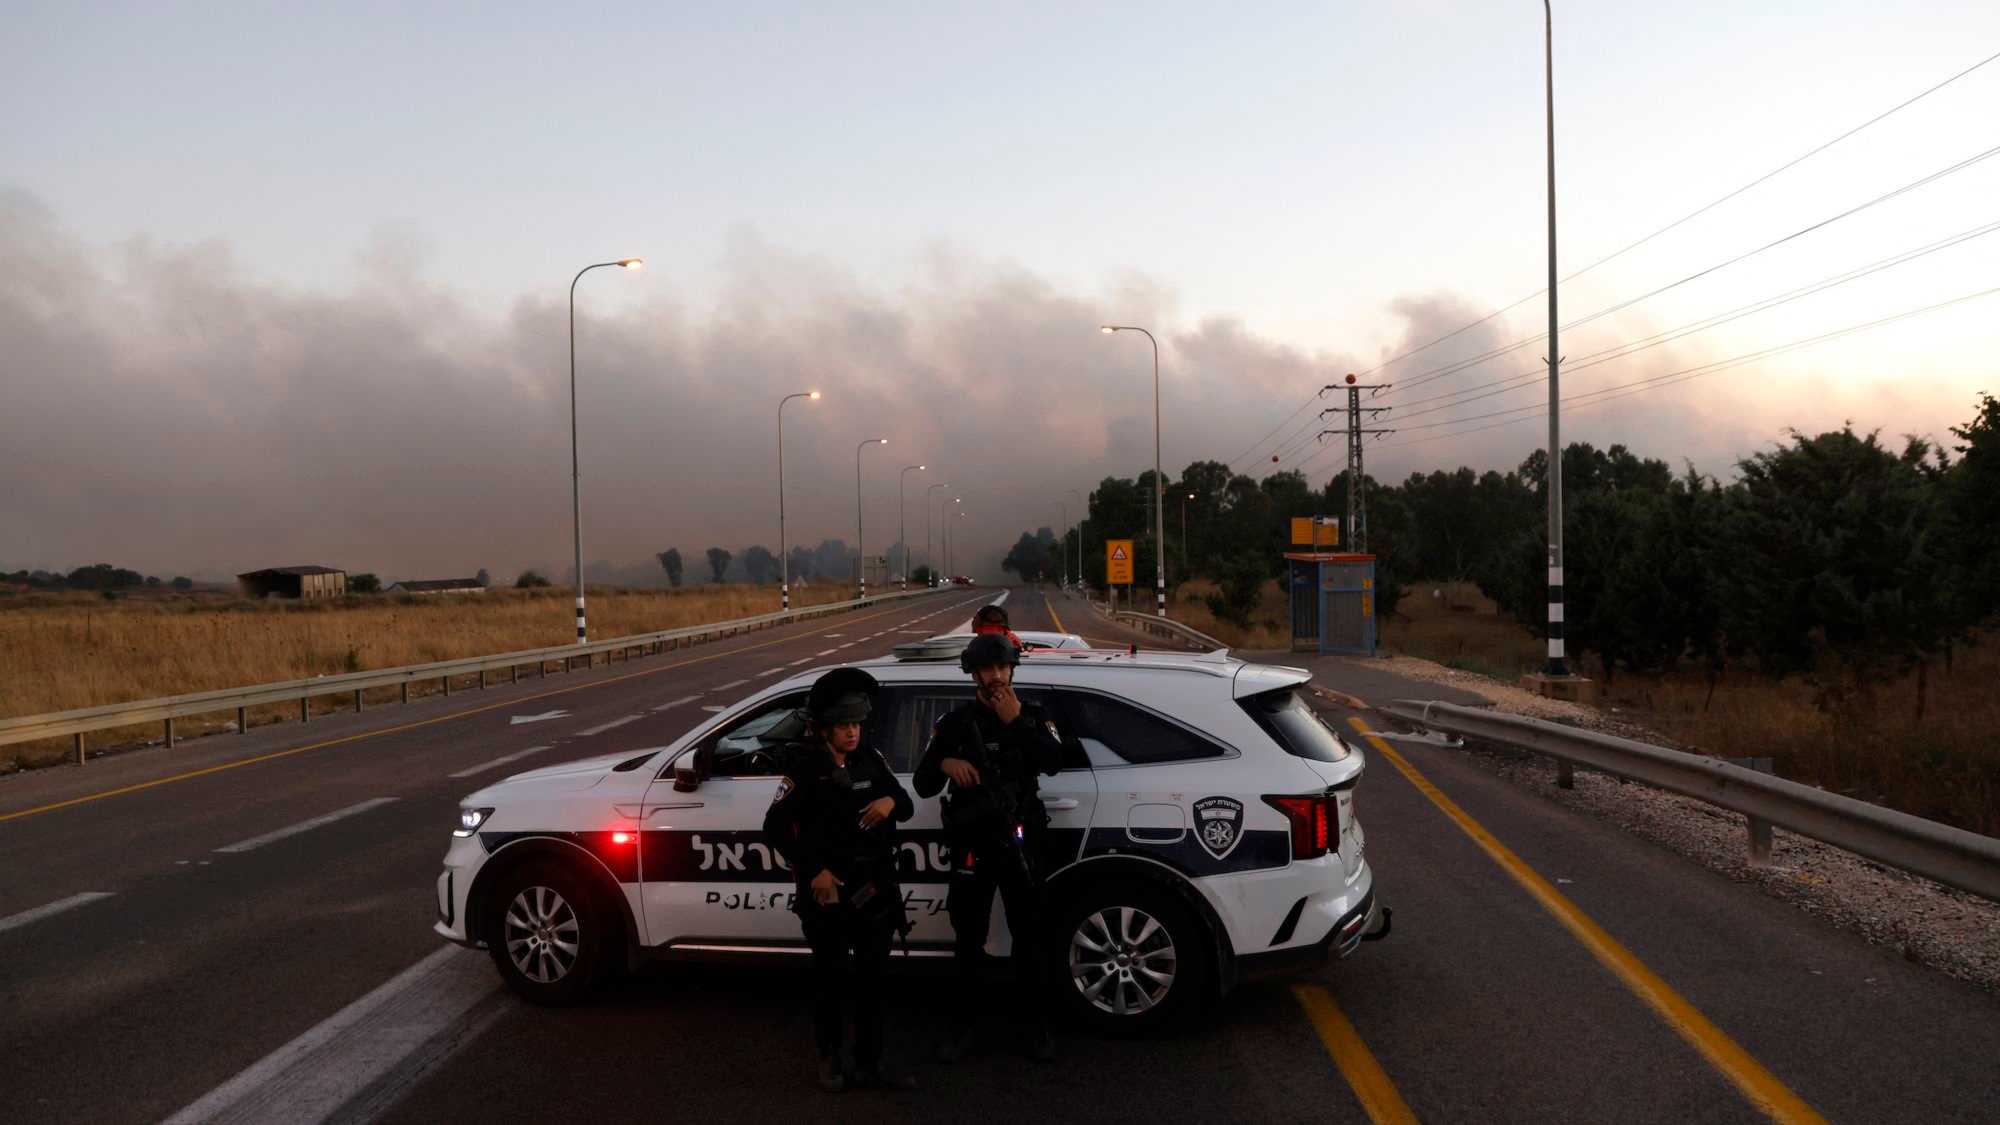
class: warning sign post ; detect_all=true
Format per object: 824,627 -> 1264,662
1105,539 -> 1134,586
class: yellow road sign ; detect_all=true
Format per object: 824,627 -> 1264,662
1106,539 -> 1135,585
1291,517 -> 1339,547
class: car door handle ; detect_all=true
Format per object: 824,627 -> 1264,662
1044,799 -> 1079,811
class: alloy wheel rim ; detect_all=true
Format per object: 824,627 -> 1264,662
504,885 -> 581,984
1068,905 -> 1177,1015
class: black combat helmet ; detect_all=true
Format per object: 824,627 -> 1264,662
959,632 -> 1021,672
805,666 -> 878,724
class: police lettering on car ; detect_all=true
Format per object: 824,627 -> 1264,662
761,667 -> 918,1094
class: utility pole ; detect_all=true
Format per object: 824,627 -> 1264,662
1318,375 -> 1393,553
1544,0 -> 1569,678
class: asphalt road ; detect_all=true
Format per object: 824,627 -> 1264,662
3,586 -> 1996,1124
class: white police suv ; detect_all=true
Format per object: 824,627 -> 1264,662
435,644 -> 1388,1031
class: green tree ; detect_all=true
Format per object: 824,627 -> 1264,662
347,572 -> 382,594
1206,552 -> 1267,628
1002,529 -> 1053,583
658,548 -> 684,588
741,545 -> 777,585
1945,393 -> 2000,627
910,564 -> 935,588
475,568 -> 491,588
170,576 -> 194,590
515,569 -> 552,588
705,547 -> 733,585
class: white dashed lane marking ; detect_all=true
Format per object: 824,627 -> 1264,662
449,745 -> 552,779
573,715 -> 643,737
214,798 -> 399,854
788,657 -> 813,666
651,694 -> 703,712
815,649 -> 839,656
755,667 -> 786,676
714,678 -> 750,691
0,892 -> 116,935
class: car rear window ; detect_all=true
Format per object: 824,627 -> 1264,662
1240,689 -> 1351,763
1057,690 -> 1227,765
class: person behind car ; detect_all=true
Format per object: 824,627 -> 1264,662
970,603 -> 1023,650
913,633 -> 1064,1064
762,667 -> 918,1093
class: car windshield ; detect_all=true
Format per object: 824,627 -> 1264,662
1240,688 -> 1350,763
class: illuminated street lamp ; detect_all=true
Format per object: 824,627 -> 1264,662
776,390 -> 820,612
925,481 -> 950,586
1101,324 -> 1165,617
856,438 -> 888,597
568,257 -> 642,644
899,464 -> 925,591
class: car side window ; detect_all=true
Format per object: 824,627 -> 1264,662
1054,689 -> 1227,765
690,691 -> 809,778
877,685 -> 1083,773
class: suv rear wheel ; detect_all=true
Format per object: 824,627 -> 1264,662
1050,882 -> 1209,1035
488,861 -> 616,1006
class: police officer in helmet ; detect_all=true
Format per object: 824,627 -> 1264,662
762,667 -> 918,1093
913,633 -> 1065,1063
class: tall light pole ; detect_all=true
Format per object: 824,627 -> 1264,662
1543,0 -> 1568,678
898,464 -> 925,591
1051,499 -> 1068,589
568,257 -> 643,644
1101,325 -> 1166,617
856,437 -> 888,598
1181,493 -> 1195,569
776,390 -> 821,612
1065,488 -> 1086,591
946,507 -> 966,579
925,482 -> 950,586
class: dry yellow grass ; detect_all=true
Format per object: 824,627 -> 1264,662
1166,575 -> 1997,835
0,581 -> 861,769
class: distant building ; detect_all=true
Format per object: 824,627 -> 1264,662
238,566 -> 346,600
387,578 -> 487,596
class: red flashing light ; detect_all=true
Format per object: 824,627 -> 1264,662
611,831 -> 633,845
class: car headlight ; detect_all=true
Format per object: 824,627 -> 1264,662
454,807 -> 495,837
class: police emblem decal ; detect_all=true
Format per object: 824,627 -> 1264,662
771,777 -> 793,804
1192,796 -> 1245,860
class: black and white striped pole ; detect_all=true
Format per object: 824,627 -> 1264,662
856,437 -> 887,599
1543,0 -> 1569,677
568,257 -> 643,645
777,390 -> 820,613
1100,324 -> 1167,617
899,463 -> 925,592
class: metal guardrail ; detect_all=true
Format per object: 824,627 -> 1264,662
1111,611 -> 1226,652
1381,699 -> 2000,905
2,587 -> 951,765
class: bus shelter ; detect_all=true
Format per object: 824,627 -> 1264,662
1286,552 -> 1378,656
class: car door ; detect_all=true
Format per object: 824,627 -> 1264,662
876,682 -> 1099,947
636,691 -> 812,949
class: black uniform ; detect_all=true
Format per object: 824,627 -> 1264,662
762,739 -> 914,1066
912,698 -> 1065,1030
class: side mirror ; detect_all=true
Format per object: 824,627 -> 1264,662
673,745 -> 713,793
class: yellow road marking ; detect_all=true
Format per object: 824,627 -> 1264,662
1042,591 -> 1068,636
1292,983 -> 1420,1125
1346,718 -> 1826,1125
0,599 -> 953,826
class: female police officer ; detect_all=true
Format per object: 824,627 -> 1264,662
761,667 -> 918,1093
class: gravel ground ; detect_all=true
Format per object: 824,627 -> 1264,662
1351,653 -> 2000,994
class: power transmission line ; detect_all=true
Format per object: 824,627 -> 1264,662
1353,48 -> 2000,380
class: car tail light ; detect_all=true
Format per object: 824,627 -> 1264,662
1263,793 -> 1332,859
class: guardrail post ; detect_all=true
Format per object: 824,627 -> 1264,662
239,705 -> 248,733
354,688 -> 363,713
300,698 -> 309,724
1747,817 -> 1773,868
1557,760 -> 1574,789
75,732 -> 86,764
512,665 -> 520,684
401,683 -> 410,704
442,675 -> 451,697
165,717 -> 175,748
478,669 -> 487,689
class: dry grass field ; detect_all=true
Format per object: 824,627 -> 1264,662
0,581 -> 862,770
1170,576 -> 1999,836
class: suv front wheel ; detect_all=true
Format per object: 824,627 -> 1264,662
1050,882 -> 1209,1035
488,861 -> 616,1006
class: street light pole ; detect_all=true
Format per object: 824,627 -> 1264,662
899,464 -> 925,591
1101,325 -> 1166,617
925,482 -> 949,586
777,390 -> 821,612
568,257 -> 643,645
1543,0 -> 1569,677
856,437 -> 888,598
1064,488 -> 1085,591
1181,493 -> 1195,566
1051,499 -> 1068,590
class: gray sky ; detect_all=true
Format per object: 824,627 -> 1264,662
4,2 -> 1997,580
